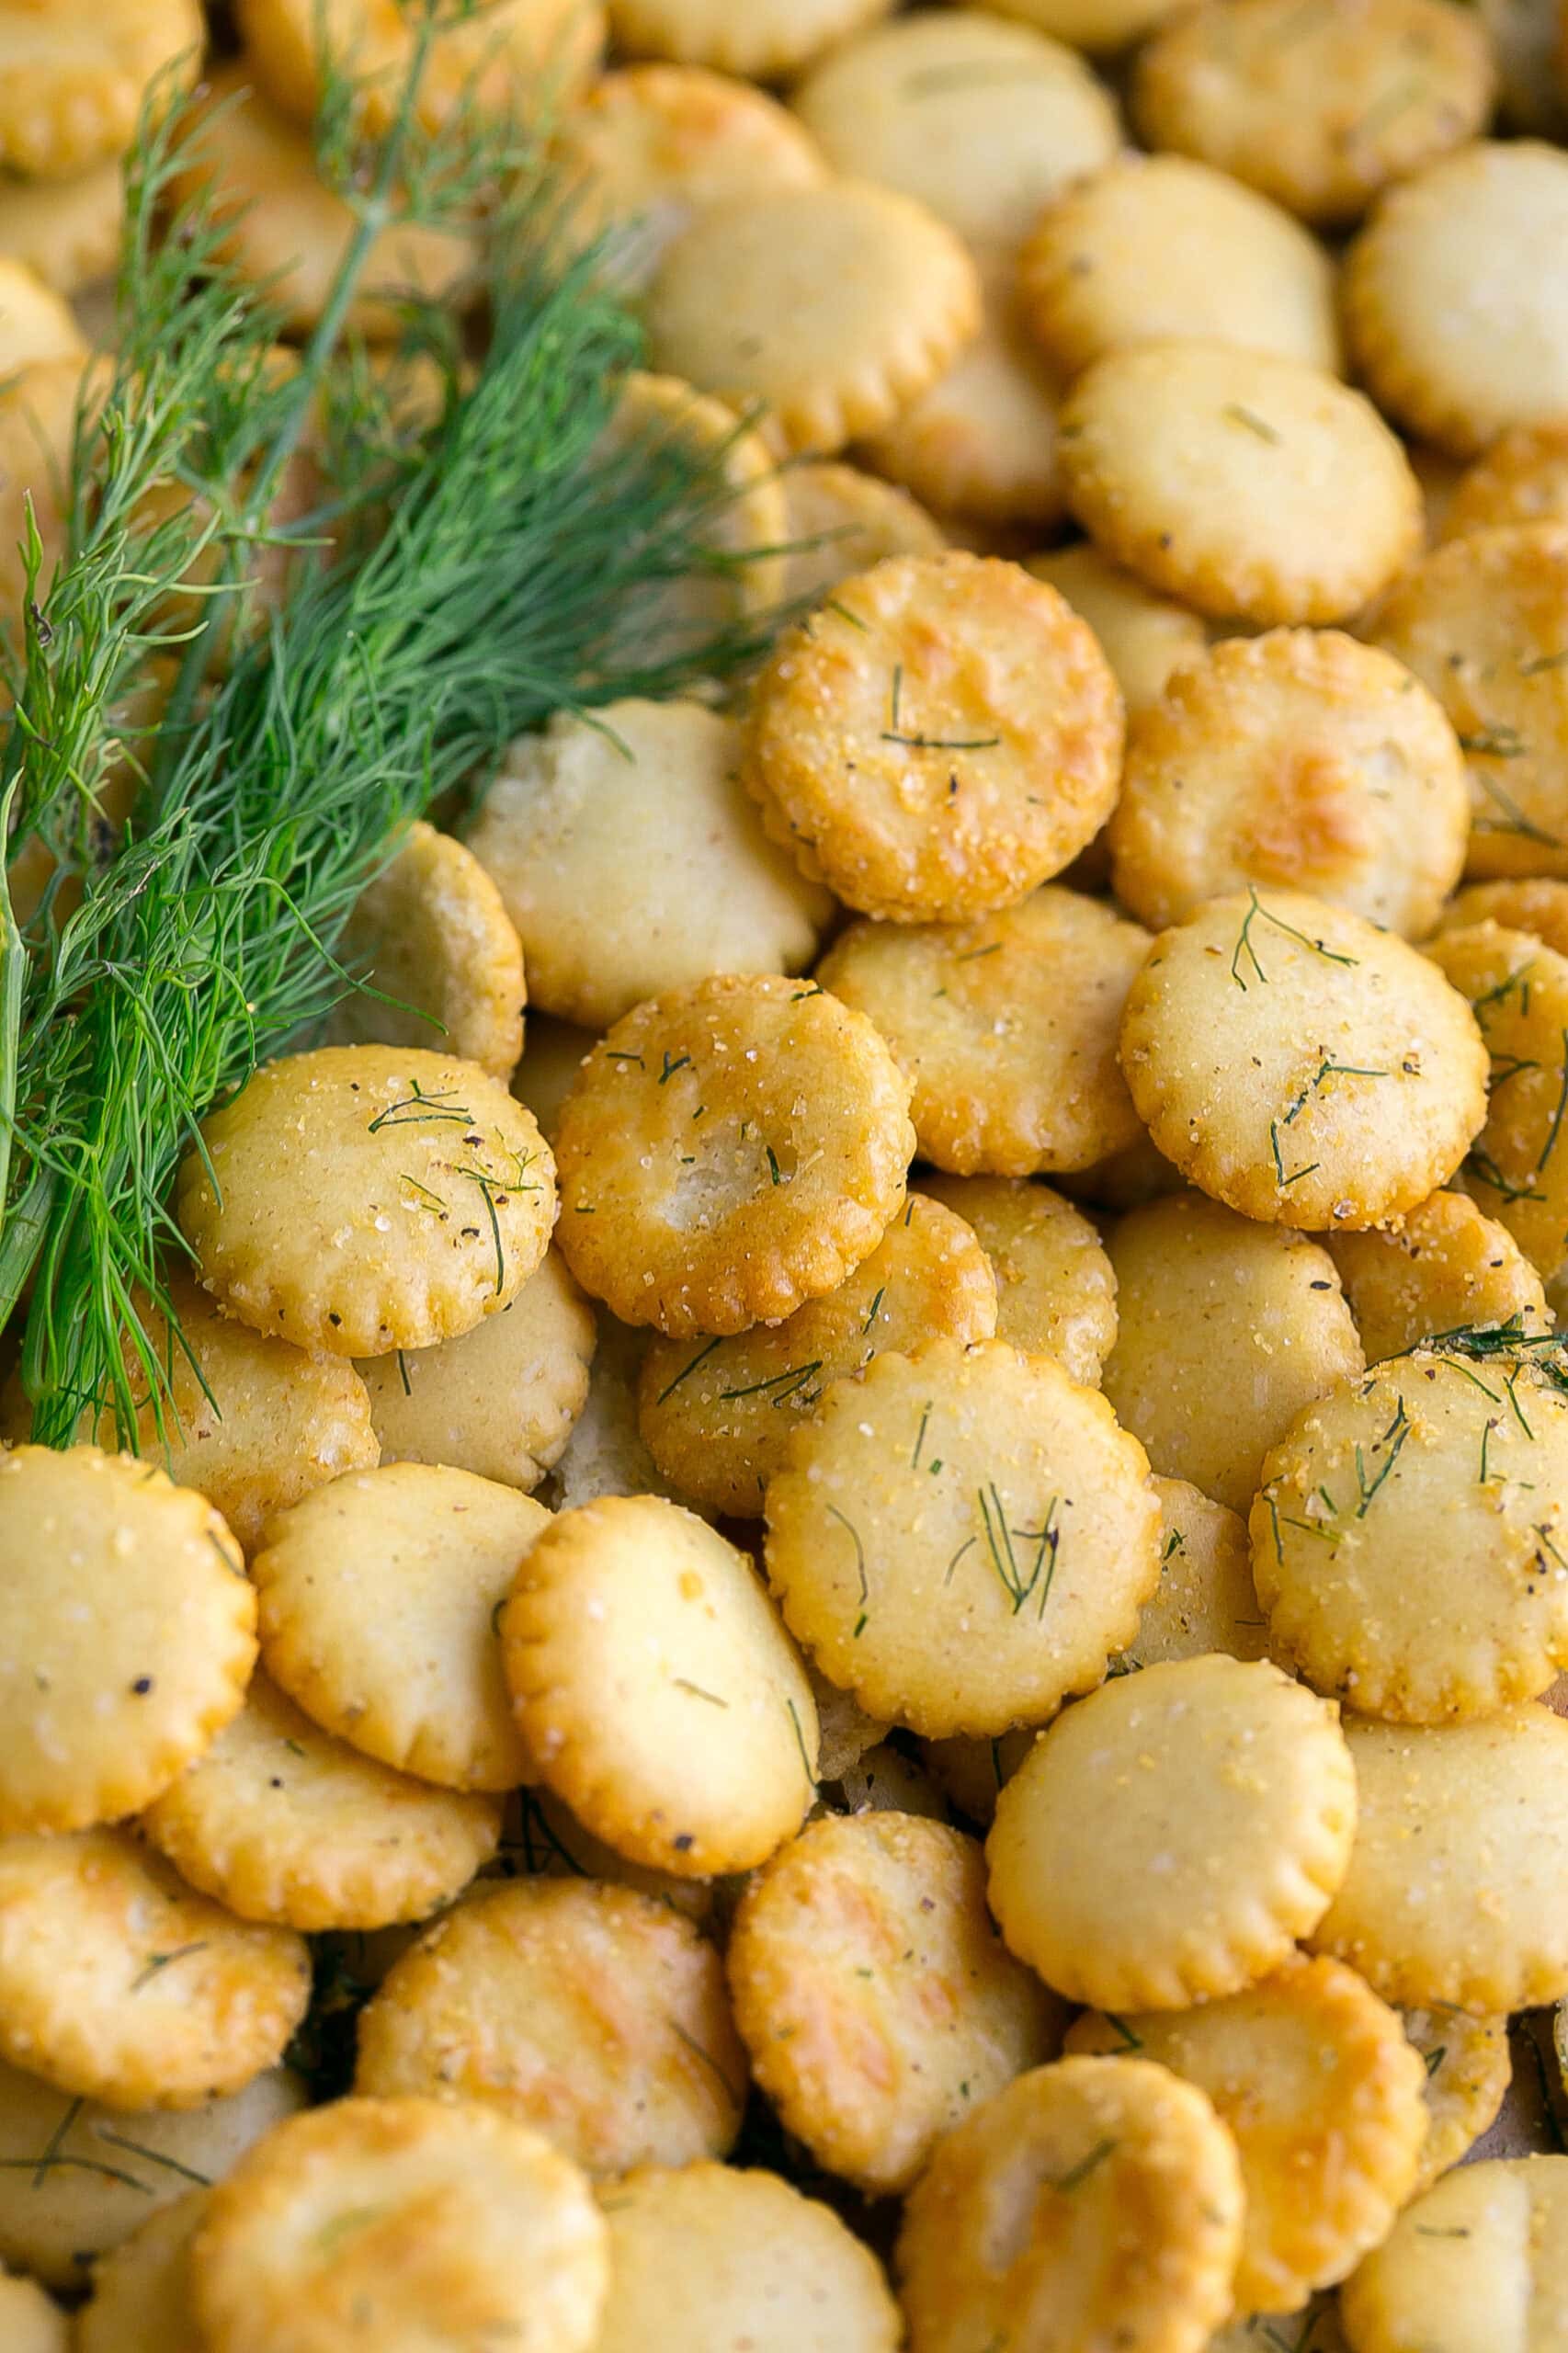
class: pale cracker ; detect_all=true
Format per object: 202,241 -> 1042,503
915,1174 -> 1117,1380
1101,1192 -> 1364,1514
1059,340 -> 1421,625
253,1463 -> 548,1790
727,1811 -> 1063,2194
591,2163 -> 900,2353
504,1495 -> 818,1876
986,1654 -> 1358,2010
0,1443 -> 254,1836
763,1336 -> 1161,1741
1309,1708 -> 1568,2011
469,699 -> 830,1033
1118,887 -> 1488,1232
0,1829 -> 310,2111
327,822 -> 526,1083
1018,153 -> 1340,379
0,2060 -> 304,2290
176,1044 -> 556,1358
643,181 -> 980,458
354,1879 -> 745,2175
818,888 -> 1151,1176
356,1247 -> 594,1495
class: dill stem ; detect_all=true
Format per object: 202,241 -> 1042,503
0,788 -> 26,1262
153,20 -> 436,802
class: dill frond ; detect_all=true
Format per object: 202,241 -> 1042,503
1,42 -> 784,1446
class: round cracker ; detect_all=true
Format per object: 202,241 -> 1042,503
354,1879 -> 745,2174
1019,153 -> 1340,380
1339,2154 -> 1568,2351
469,699 -> 830,1033
356,1247 -> 594,1494
1253,1346 -> 1568,1720
1309,1707 -> 1568,2010
0,0 -> 203,178
1108,631 -> 1470,939
1102,1193 -> 1364,1514
252,1464 -> 547,1790
326,823 -> 525,1083
1071,1956 -> 1428,2313
1132,0 -> 1494,227
1343,142 -> 1568,459
791,11 -> 1118,256
643,180 -> 980,458
0,1829 -> 309,2110
504,1495 -> 817,1876
77,2188 -> 206,2353
744,552 -> 1121,925
727,1811 -> 1062,2195
857,268 -> 1065,531
1058,340 -> 1422,625
1327,1190 -> 1550,1363
592,2162 -> 899,2353
638,1193 -> 997,1518
1443,423 -> 1568,540
142,1673 -> 501,1928
818,888 -> 1151,1176
1024,543 -> 1208,720
0,1444 -> 254,1836
1403,2006 -> 1512,2196
1426,921 -> 1568,1279
763,1336 -> 1162,1741
895,2056 -> 1244,2353
188,2093 -> 608,2353
1372,525 -> 1568,881
777,460 -> 946,610
987,1654 -> 1358,2010
176,1044 -> 555,1358
1115,1475 -> 1270,1673
551,974 -> 914,1337
0,2060 -> 304,2290
1,1274 -> 381,1555
555,63 -> 825,287
915,1175 -> 1117,1380
0,257 -> 84,374
1119,887 -> 1489,1231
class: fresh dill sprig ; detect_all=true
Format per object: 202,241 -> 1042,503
1229,887 -> 1358,992
1,40 -> 785,1446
